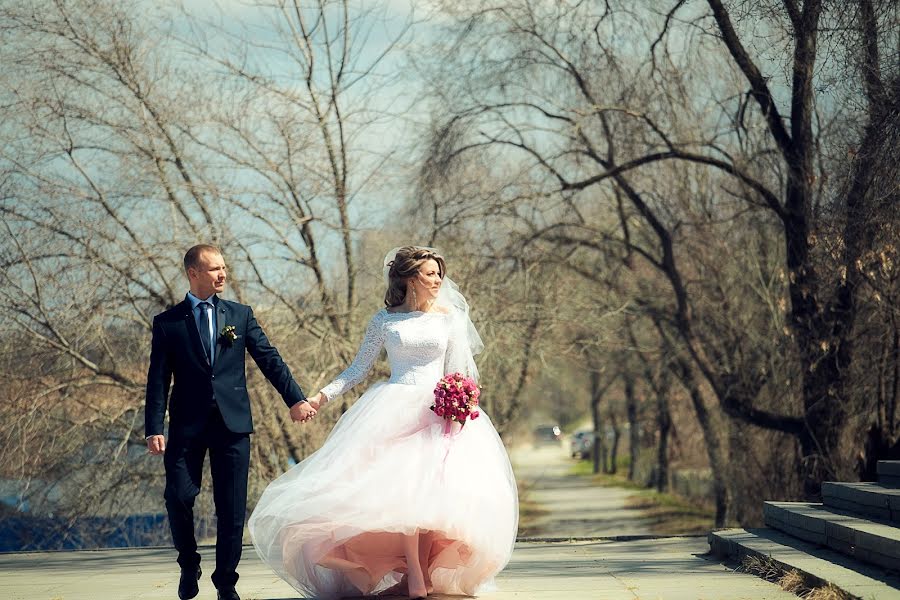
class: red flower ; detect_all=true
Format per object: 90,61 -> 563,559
431,373 -> 481,427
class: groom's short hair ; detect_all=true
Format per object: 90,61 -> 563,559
184,244 -> 222,273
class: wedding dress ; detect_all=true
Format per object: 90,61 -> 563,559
248,307 -> 518,598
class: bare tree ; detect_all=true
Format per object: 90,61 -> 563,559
0,0 -> 415,547
627,318 -> 674,493
419,0 -> 899,500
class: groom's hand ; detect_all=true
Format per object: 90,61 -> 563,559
290,400 -> 317,423
146,435 -> 166,455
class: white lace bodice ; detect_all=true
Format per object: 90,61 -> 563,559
320,308 -> 473,401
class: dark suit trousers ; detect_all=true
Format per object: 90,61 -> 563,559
164,406 -> 250,589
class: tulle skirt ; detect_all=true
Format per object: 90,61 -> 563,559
248,382 -> 519,598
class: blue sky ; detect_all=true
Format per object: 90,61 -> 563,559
171,0 -> 435,259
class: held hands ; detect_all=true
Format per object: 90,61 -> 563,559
290,392 -> 326,424
290,399 -> 318,423
306,392 -> 326,411
146,435 -> 166,455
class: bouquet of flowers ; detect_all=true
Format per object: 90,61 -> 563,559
431,372 -> 480,429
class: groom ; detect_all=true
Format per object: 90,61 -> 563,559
145,244 -> 316,600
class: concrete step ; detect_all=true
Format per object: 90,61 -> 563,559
879,461 -> 900,487
765,501 -> 900,572
709,527 -> 900,599
823,481 -> 900,524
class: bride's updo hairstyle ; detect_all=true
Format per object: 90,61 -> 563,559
384,246 -> 446,308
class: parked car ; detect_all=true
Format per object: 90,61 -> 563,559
570,430 -> 594,459
533,424 -> 562,444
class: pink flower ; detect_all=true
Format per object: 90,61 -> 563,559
433,373 -> 481,427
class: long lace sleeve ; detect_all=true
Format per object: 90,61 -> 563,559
444,311 -> 480,382
320,310 -> 385,401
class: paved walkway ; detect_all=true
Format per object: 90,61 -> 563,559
0,443 -> 797,599
510,444 -> 654,537
0,538 -> 796,600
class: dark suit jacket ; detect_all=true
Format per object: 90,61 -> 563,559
145,297 -> 305,437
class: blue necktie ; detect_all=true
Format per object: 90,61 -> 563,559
198,302 -> 213,365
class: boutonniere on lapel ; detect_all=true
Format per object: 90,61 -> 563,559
219,325 -> 238,346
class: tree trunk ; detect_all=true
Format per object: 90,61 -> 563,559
670,356 -> 730,527
625,375 -> 639,482
655,373 -> 672,493
609,411 -> 621,475
627,315 -> 673,493
590,371 -> 605,475
889,320 -> 899,440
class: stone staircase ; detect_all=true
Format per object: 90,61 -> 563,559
709,461 -> 900,599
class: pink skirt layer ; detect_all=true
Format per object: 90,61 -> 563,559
248,382 -> 519,598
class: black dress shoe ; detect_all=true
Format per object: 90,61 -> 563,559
217,587 -> 241,600
178,565 -> 201,600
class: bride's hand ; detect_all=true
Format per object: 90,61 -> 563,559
307,392 -> 326,411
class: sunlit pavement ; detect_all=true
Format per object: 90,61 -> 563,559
0,538 -> 797,600
0,445 -> 796,599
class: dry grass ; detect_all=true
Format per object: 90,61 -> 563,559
739,555 -> 850,599
625,492 -> 715,535
804,584 -> 850,600
777,569 -> 807,594
516,480 -> 550,537
741,554 -> 783,582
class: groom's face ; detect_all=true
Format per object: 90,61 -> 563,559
188,250 -> 227,298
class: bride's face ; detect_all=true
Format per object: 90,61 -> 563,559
408,258 -> 443,303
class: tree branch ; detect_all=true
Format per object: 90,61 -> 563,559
706,0 -> 794,157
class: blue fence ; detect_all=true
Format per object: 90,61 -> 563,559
0,514 -> 215,552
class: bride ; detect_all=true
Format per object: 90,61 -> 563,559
248,246 -> 518,599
